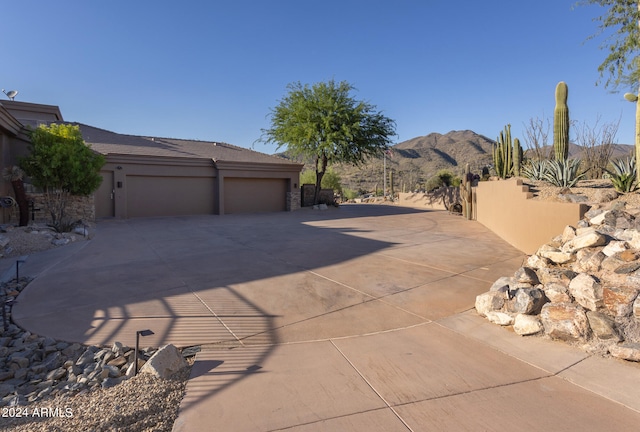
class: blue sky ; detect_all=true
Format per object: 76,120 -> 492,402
1,1 -> 635,154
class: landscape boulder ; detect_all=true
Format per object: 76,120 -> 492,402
603,285 -> 639,318
507,288 -> 547,315
609,342 -> 640,362
568,273 -> 603,311
475,291 -> 505,317
513,314 -> 543,336
585,311 -> 620,341
139,344 -> 187,379
540,303 -> 590,342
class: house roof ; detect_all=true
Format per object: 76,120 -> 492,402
0,100 -> 63,126
74,123 -> 299,166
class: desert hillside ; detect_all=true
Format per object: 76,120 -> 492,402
277,130 -> 634,194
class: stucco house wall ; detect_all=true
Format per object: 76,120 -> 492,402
0,100 -> 303,222
82,124 -> 303,218
0,101 -> 64,224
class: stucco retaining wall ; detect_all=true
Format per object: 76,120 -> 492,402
475,178 -> 589,255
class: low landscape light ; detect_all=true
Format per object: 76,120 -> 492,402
134,329 -> 155,375
15,259 -> 25,281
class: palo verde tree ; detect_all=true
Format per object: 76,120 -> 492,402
261,80 -> 396,205
582,0 -> 640,182
20,124 -> 105,232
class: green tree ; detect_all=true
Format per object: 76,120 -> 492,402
20,124 -> 105,232
583,0 -> 640,89
301,167 -> 343,193
261,80 -> 396,204
583,0 -> 640,182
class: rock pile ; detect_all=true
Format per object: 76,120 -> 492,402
0,278 -> 189,407
476,200 -> 640,361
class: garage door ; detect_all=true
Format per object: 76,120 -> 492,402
224,178 -> 287,214
127,175 -> 216,218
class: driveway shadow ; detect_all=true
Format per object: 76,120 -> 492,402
9,204 -> 526,423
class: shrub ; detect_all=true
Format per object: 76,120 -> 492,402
342,188 -> 358,200
20,124 -> 104,232
425,169 -> 460,192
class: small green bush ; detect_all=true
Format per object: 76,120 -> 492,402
425,169 -> 460,192
342,188 -> 359,200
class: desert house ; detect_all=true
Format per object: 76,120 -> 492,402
0,100 -> 303,222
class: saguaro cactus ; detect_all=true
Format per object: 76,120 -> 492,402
513,138 -> 522,177
462,163 -> 473,220
624,91 -> 640,184
554,81 -> 570,161
493,124 -> 513,178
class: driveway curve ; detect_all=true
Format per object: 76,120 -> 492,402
10,205 -> 640,431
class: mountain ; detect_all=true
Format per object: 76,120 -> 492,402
333,130 -> 495,193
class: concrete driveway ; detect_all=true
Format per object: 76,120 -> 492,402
9,204 -> 640,431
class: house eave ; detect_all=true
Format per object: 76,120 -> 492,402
104,153 -> 215,168
214,159 -> 304,173
0,104 -> 23,136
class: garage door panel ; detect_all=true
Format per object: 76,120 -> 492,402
224,178 -> 286,214
127,176 -> 215,218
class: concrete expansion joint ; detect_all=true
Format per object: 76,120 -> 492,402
391,375 -> 552,409
329,339 -> 416,432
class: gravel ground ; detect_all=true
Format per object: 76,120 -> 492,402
0,225 -> 86,259
525,178 -> 640,207
0,367 -> 191,432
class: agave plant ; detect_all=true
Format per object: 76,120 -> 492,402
521,160 -> 549,181
606,156 -> 638,193
541,159 -> 586,188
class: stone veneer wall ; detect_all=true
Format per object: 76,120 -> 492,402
27,193 -> 96,224
300,185 -> 334,207
287,190 -> 301,211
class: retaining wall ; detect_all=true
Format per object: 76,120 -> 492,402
475,178 -> 589,255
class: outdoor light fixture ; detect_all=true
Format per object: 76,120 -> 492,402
15,260 -> 25,281
134,329 -> 154,375
2,299 -> 16,331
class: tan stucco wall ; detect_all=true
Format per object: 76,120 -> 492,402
96,157 -> 302,218
98,157 -> 217,219
475,178 -> 589,255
